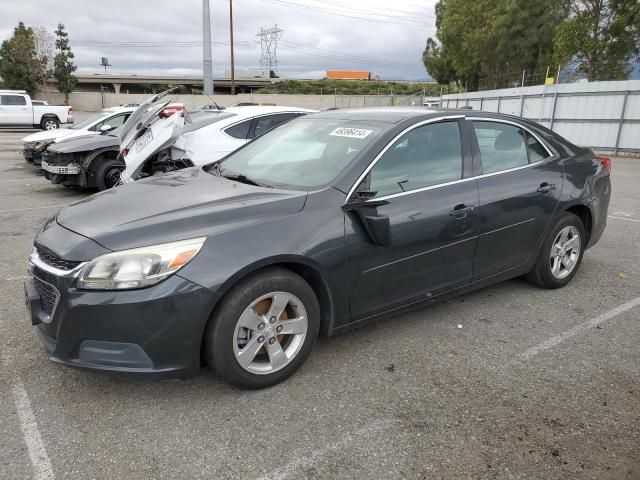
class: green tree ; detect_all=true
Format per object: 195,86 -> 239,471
554,0 -> 640,81
0,22 -> 39,94
422,38 -> 457,85
493,0 -> 561,86
422,1 -> 458,85
423,0 -> 499,91
53,23 -> 77,104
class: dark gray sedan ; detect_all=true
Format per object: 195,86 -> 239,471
25,108 -> 611,388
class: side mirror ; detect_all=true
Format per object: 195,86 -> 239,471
343,192 -> 392,247
99,124 -> 113,133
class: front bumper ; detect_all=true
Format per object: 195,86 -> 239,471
25,261 -> 215,379
41,159 -> 81,175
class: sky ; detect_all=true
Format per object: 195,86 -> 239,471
0,0 -> 437,81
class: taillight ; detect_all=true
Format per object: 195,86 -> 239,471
597,155 -> 611,174
158,105 -> 185,118
68,106 -> 73,112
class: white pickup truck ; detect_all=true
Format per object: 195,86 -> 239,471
0,90 -> 73,130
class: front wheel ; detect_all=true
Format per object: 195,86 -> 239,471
205,268 -> 320,389
95,158 -> 124,191
41,117 -> 60,130
525,212 -> 586,289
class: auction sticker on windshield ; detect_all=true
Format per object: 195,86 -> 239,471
329,127 -> 372,139
135,129 -> 154,152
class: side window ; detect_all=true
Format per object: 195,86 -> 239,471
224,119 -> 252,140
525,132 -> 549,162
473,122 -> 528,174
1,95 -> 27,105
250,113 -> 298,139
367,121 -> 463,198
90,114 -> 126,132
104,114 -> 127,128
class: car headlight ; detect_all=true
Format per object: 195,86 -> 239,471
77,237 -> 206,290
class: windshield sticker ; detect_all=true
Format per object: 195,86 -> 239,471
329,127 -> 373,139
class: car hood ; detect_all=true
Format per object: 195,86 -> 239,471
22,129 -> 72,143
49,133 -> 118,154
55,167 -> 308,252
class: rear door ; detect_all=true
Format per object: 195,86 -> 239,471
470,119 -> 563,280
0,94 -> 31,124
345,119 -> 480,320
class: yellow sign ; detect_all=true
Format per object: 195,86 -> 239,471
545,77 -> 555,85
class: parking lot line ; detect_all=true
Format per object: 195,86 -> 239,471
0,204 -> 66,214
256,419 -> 392,480
608,215 -> 640,223
12,380 -> 55,480
520,296 -> 640,359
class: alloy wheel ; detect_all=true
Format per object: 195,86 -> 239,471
232,291 -> 308,375
44,120 -> 58,130
549,225 -> 581,279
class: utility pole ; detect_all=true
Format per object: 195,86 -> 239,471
229,0 -> 235,95
202,0 -> 213,95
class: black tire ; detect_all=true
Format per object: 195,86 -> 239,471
40,117 -> 60,130
205,268 -> 320,389
94,158 -> 125,191
525,212 -> 586,289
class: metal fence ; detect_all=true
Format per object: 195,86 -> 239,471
441,80 -> 640,154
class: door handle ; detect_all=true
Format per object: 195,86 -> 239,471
537,182 -> 556,194
450,204 -> 474,219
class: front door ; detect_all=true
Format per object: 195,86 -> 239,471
470,119 -> 563,280
345,120 -> 480,320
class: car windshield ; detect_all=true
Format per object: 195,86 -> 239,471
216,118 -> 386,189
70,113 -> 108,130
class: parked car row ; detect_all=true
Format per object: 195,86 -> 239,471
24,98 -> 611,388
21,91 -> 315,190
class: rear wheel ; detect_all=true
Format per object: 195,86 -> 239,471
95,158 -> 124,191
205,268 -> 320,389
41,117 -> 60,130
525,212 -> 586,289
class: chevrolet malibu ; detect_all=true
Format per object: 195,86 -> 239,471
25,108 -> 611,389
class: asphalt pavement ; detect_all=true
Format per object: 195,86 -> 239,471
0,127 -> 638,480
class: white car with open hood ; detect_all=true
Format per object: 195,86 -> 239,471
118,90 -> 316,183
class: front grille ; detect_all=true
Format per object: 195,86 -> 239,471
36,246 -> 82,271
42,150 -> 67,165
33,277 -> 58,315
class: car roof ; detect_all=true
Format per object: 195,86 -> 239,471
308,107 -> 448,124
222,105 -> 317,117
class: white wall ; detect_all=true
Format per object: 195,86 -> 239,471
441,80 -> 640,152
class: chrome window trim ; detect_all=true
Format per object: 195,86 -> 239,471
343,115 -> 559,204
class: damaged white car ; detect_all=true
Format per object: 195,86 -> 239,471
118,90 -> 315,183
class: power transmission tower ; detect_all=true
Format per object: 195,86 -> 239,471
256,25 -> 283,77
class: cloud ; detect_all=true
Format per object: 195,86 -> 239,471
0,0 -> 436,80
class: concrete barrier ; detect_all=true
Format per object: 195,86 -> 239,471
34,91 -> 427,112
